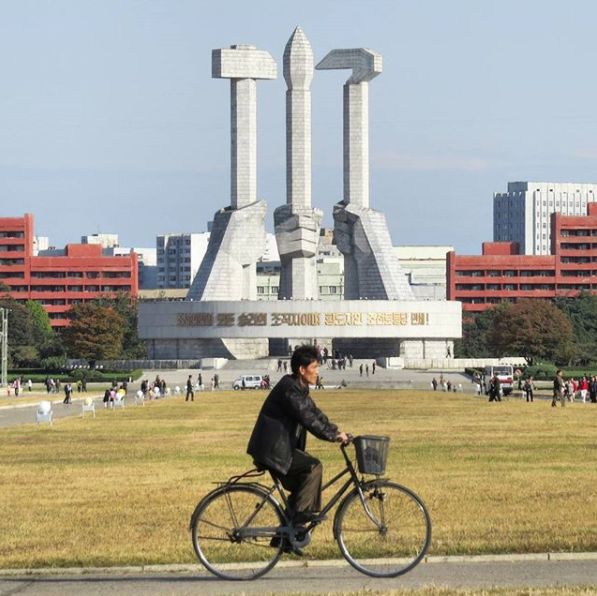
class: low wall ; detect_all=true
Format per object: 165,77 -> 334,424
381,357 -> 528,370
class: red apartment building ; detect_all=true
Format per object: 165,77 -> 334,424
447,203 -> 597,313
0,214 -> 138,327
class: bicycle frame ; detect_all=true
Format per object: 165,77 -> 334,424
219,443 -> 385,542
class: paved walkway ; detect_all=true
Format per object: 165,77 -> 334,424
0,555 -> 595,595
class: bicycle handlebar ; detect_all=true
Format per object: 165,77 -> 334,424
339,433 -> 354,450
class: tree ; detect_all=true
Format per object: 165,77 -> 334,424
63,303 -> 125,360
455,308 -> 498,358
26,300 -> 53,344
486,300 -> 575,364
91,293 -> 147,358
554,292 -> 597,365
0,294 -> 36,367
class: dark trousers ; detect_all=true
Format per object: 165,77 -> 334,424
274,449 -> 323,521
185,389 -> 194,401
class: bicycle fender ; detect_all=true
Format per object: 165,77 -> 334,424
188,483 -> 283,531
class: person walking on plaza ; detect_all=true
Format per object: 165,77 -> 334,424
197,372 -> 203,390
247,345 -> 348,554
365,364 -> 369,377
579,376 -> 589,403
62,382 -> 72,405
431,377 -> 438,391
488,375 -> 501,402
590,376 -> 597,403
523,377 -> 535,402
186,375 -> 194,402
552,370 -> 565,407
372,361 -> 376,375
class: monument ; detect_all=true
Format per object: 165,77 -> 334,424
316,49 -> 414,300
187,44 -> 276,302
274,27 -> 322,300
138,28 -> 462,361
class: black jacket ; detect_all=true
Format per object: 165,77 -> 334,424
247,374 -> 338,475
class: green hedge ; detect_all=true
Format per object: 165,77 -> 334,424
525,364 -> 597,380
7,369 -> 143,384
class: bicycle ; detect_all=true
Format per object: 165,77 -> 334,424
189,435 -> 432,580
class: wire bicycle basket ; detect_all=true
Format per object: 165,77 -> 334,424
353,435 -> 390,475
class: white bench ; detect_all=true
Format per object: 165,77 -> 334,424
81,397 -> 96,418
36,401 -> 53,426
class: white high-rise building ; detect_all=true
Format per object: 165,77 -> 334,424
81,233 -> 120,248
493,181 -> 597,255
157,233 -> 211,289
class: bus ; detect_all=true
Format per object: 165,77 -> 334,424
484,365 -> 514,396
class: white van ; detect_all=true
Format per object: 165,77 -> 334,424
232,375 -> 264,390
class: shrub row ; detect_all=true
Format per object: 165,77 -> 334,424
7,369 -> 144,384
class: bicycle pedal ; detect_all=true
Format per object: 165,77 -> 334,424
293,531 -> 312,549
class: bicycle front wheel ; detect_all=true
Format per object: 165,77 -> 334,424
335,480 -> 431,578
190,484 -> 284,580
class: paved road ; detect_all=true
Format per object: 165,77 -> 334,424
0,365 -> 475,429
0,558 -> 595,595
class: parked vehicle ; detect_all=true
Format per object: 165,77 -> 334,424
483,365 -> 514,396
232,375 -> 264,390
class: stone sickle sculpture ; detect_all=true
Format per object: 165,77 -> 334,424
316,49 -> 414,300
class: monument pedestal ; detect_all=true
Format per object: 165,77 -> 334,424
274,204 -> 322,299
333,202 -> 414,300
187,201 -> 266,301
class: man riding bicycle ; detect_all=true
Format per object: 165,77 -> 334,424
247,345 -> 349,549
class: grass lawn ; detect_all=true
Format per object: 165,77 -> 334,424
0,389 -> 595,569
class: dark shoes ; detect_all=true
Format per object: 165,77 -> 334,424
292,511 -> 327,525
269,534 -> 304,556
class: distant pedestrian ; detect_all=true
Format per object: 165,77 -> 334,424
277,359 -> 282,372
62,382 -> 73,405
372,361 -> 376,375
590,376 -> 597,403
197,373 -> 203,390
81,378 -> 87,392
214,374 -> 220,389
349,354 -> 353,368
552,370 -> 564,407
27,379 -> 33,392
359,364 -> 363,377
186,375 -> 194,402
283,361 -> 288,372
488,376 -> 501,402
431,377 -> 438,391
523,377 -> 535,402
366,364 -> 369,377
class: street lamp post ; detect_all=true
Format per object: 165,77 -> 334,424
0,308 -> 8,387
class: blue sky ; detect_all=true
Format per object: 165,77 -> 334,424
2,0 -> 597,253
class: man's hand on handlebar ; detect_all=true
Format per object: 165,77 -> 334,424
336,431 -> 351,445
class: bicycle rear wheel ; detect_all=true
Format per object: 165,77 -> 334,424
190,484 -> 284,580
335,480 -> 431,578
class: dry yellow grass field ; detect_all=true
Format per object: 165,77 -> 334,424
0,389 -> 595,569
